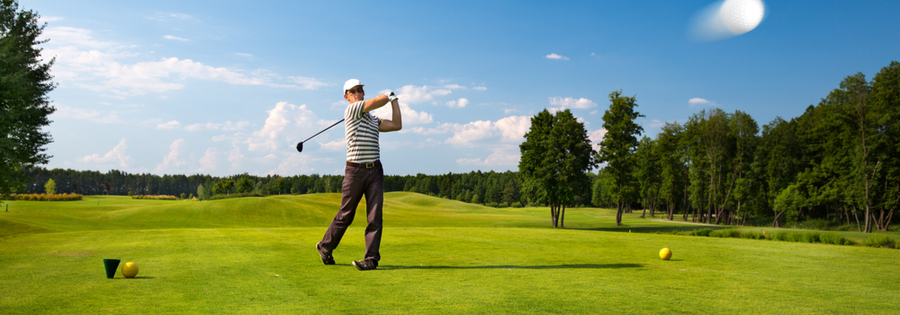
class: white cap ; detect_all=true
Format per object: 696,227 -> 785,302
343,79 -> 364,93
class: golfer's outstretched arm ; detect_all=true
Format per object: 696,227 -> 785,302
379,99 -> 402,132
362,95 -> 390,113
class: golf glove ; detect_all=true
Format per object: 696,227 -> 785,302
385,91 -> 398,102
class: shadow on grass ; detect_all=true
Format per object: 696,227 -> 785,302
381,263 -> 643,270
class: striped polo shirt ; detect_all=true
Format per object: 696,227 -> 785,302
345,100 -> 381,163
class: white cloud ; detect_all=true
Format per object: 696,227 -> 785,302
446,98 -> 469,108
288,76 -> 330,90
269,154 -> 316,176
407,115 -> 530,147
147,13 -> 199,23
395,85 -> 452,103
455,145 -> 521,167
196,148 -> 219,173
397,85 -> 438,103
81,139 -> 134,168
163,35 -> 189,41
483,146 -> 521,166
227,146 -> 244,169
647,119 -> 666,128
444,84 -> 466,90
549,97 -> 597,112
446,121 -> 493,147
248,102 -> 308,151
53,104 -> 121,124
545,53 -> 569,60
320,139 -> 347,151
184,120 -> 249,131
235,53 -> 253,57
371,101 -> 434,125
168,13 -> 196,21
431,89 -> 452,96
40,26 -> 328,96
494,116 -> 531,142
589,129 -> 608,151
456,158 -> 483,165
473,86 -> 487,91
156,120 -> 182,130
401,123 -> 457,135
39,16 -> 64,23
154,139 -> 186,173
689,98 -> 719,107
257,154 -> 278,163
42,27 -> 117,49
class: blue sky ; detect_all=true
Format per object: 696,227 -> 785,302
23,0 -> 900,176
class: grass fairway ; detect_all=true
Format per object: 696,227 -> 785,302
2,193 -> 899,314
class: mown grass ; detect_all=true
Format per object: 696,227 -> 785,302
2,192 -> 900,314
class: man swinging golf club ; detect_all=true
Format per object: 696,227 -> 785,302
316,79 -> 401,271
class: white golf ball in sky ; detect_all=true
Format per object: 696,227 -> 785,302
720,0 -> 766,35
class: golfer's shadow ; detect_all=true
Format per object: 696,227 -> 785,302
380,263 -> 643,270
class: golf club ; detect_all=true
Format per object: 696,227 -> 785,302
296,119 -> 344,153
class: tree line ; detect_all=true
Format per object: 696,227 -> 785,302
19,167 -> 594,208
590,61 -> 899,232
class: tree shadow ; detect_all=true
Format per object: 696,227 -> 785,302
380,263 -> 643,270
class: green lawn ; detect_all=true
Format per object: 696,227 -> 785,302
2,193 -> 899,314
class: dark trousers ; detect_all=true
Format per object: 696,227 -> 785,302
320,162 -> 384,261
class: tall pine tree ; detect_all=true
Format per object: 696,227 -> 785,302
0,0 -> 56,201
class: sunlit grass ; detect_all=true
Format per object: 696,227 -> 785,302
1,192 -> 899,314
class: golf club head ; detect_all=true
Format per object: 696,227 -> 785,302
296,142 -> 303,153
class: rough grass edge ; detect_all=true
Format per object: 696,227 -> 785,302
686,229 -> 862,247
1,193 -> 84,201
131,195 -> 178,200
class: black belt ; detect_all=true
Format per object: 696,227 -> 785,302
346,160 -> 381,169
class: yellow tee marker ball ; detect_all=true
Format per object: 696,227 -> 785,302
121,262 -> 139,278
659,248 -> 672,260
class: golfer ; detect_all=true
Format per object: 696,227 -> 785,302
316,79 -> 401,271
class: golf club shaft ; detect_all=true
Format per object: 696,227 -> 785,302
302,119 -> 344,143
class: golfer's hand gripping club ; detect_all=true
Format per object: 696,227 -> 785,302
385,91 -> 398,102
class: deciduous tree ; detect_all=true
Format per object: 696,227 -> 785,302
597,90 -> 644,226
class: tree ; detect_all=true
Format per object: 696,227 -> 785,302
597,90 -> 644,226
0,0 -> 56,203
520,109 -> 560,226
197,184 -> 208,200
44,178 -> 55,194
634,136 -> 659,218
520,109 -> 597,228
236,176 -> 254,194
841,73 -> 879,232
757,117 -> 803,227
869,61 -> 900,231
551,110 -> 597,227
654,122 -> 686,220
502,179 -> 519,207
220,179 -> 234,196
773,184 -> 804,227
